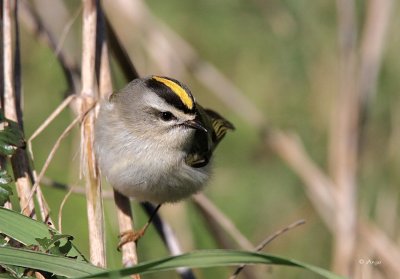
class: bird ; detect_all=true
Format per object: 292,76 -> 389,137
94,75 -> 234,246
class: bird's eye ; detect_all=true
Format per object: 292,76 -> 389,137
160,111 -> 175,121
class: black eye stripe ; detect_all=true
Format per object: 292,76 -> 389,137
145,78 -> 195,114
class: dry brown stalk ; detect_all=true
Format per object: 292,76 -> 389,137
19,0 -> 81,96
36,182 -> 55,227
96,7 -> 113,98
28,94 -> 75,159
113,191 -> 140,275
105,16 -> 140,81
229,219 -> 306,279
80,0 -> 106,268
265,130 -> 335,231
330,0 -> 394,275
359,221 -> 400,277
105,0 -> 266,129
97,4 -> 139,270
3,0 -> 35,217
330,0 -> 359,274
58,188 -> 73,233
24,113 -> 84,212
193,193 -> 254,250
358,0 -> 393,110
193,194 -> 257,279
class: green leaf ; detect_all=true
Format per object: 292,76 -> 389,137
0,185 -> 13,206
0,208 -> 86,262
0,110 -> 25,157
0,170 -> 13,185
0,246 -> 344,279
0,247 -> 103,277
80,250 -> 345,279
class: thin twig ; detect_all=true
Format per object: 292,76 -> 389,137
229,219 -> 306,279
58,188 -> 73,233
40,176 -> 115,197
22,113 -> 84,213
28,95 -> 75,143
33,179 -> 54,228
105,16 -> 140,81
265,130 -> 335,230
54,5 -> 83,60
357,0 -> 393,137
192,193 -> 254,250
28,94 -> 75,159
19,0 -> 81,97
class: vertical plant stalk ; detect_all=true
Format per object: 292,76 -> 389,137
80,0 -> 106,268
97,5 -> 139,270
113,191 -> 140,272
358,0 -> 393,123
329,0 -> 359,276
2,0 -> 35,217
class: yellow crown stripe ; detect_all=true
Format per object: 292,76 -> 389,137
153,76 -> 194,110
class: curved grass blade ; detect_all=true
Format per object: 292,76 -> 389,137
79,250 -> 345,279
0,207 -> 86,261
0,247 -> 102,277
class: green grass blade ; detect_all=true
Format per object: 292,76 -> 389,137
0,247 -> 103,277
0,207 -> 51,245
0,207 -> 86,261
79,250 -> 346,279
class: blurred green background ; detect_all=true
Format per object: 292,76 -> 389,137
13,0 -> 400,278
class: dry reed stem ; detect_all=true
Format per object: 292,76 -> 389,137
193,194 -> 258,279
359,221 -> 400,277
58,188 -> 73,233
330,0 -> 358,275
33,178 -> 54,227
23,113 -> 84,212
265,130 -> 335,231
28,95 -> 75,158
3,0 -> 35,217
28,95 -> 75,143
230,219 -> 306,279
113,191 -> 140,275
358,0 -> 393,109
330,0 -> 393,275
97,4 -> 139,270
96,7 -> 113,98
193,193 -> 254,250
106,0 -> 265,128
80,0 -> 106,267
105,16 -> 140,81
19,0 -> 81,96
41,176 -> 114,197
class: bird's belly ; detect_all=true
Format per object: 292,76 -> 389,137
103,149 -> 211,204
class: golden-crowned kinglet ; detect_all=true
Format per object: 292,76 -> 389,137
94,76 -> 234,204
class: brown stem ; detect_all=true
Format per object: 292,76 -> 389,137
80,0 -> 106,268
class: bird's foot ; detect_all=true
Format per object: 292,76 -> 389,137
117,228 -> 145,250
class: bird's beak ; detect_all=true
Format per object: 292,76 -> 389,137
184,119 -> 207,133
